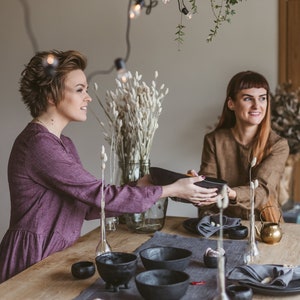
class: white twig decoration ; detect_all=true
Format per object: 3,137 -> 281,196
93,71 -> 168,180
95,145 -> 111,257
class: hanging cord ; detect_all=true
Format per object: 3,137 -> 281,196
19,0 -> 39,53
19,0 -> 158,83
87,0 -> 132,82
19,0 -> 132,83
144,0 -> 158,15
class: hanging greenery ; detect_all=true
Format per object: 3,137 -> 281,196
174,0 -> 245,45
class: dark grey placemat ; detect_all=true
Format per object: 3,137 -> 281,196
73,231 -> 247,300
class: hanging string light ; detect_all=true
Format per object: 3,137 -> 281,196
87,0 -> 134,82
178,0 -> 194,19
181,6 -> 193,20
19,0 -> 158,82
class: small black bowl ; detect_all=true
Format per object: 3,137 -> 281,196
71,261 -> 95,279
203,254 -> 219,268
135,269 -> 190,300
226,284 -> 253,300
203,254 -> 226,268
139,246 -> 192,271
227,225 -> 248,240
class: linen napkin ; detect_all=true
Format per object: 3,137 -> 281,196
196,214 -> 241,238
227,264 -> 300,289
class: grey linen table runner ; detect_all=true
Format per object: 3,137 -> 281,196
73,231 -> 247,300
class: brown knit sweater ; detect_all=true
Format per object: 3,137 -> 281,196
198,128 -> 289,221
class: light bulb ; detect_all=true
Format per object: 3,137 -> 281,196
42,54 -> 59,76
45,54 -> 58,66
114,58 -> 129,83
186,11 -> 193,19
129,0 -> 144,19
118,70 -> 129,83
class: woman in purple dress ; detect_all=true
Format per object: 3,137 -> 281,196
0,50 -> 217,283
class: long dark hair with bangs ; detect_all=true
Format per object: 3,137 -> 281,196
216,71 -> 271,164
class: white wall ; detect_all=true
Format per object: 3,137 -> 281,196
0,0 -> 278,240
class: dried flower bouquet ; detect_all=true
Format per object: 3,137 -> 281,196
93,71 -> 169,182
271,83 -> 300,154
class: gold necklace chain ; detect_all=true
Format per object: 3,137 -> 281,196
34,118 -> 62,139
35,118 -> 48,128
34,118 -> 55,135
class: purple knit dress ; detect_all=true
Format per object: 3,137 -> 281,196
0,123 -> 162,283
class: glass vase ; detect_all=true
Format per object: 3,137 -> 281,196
121,160 -> 168,233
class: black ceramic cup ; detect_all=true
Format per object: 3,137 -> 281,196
71,261 -> 95,279
203,254 -> 227,268
227,225 -> 248,240
226,285 -> 253,300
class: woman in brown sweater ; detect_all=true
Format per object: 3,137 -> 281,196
196,71 -> 289,222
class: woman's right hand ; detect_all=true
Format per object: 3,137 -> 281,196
161,175 -> 218,204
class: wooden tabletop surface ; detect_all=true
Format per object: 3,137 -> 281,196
0,216 -> 299,299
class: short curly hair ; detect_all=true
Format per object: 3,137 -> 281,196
19,50 -> 87,118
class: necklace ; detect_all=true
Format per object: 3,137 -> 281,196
35,118 -> 48,128
34,118 -> 60,138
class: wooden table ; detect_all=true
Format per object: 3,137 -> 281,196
0,216 -> 299,299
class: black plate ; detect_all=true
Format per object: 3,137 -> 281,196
239,279 -> 300,296
149,167 -> 226,192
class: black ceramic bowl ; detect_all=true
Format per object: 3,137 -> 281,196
71,261 -> 95,279
135,269 -> 190,300
149,167 -> 227,193
226,285 -> 253,300
227,225 -> 249,240
139,246 -> 192,271
95,252 -> 138,292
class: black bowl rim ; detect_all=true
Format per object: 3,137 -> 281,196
139,246 -> 192,262
95,251 -> 137,265
226,284 -> 253,298
135,269 -> 190,287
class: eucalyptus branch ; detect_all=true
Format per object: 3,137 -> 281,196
189,0 -> 198,13
175,23 -> 185,47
